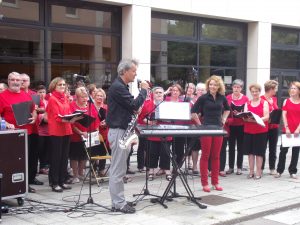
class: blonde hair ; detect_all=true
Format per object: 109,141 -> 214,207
48,77 -> 65,92
95,88 -> 106,99
288,81 -> 300,96
205,75 -> 225,95
249,83 -> 261,92
75,87 -> 88,97
264,80 -> 278,92
171,83 -> 183,95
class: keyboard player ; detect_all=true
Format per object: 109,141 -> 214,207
191,75 -> 230,193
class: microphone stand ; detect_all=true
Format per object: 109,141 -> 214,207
133,99 -> 167,205
69,83 -> 110,212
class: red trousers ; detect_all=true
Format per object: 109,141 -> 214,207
200,136 -> 223,186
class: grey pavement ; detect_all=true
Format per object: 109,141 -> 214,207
1,145 -> 300,225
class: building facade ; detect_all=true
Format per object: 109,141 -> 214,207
1,0 -> 300,102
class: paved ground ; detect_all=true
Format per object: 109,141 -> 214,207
1,146 -> 300,225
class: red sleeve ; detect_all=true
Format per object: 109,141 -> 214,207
46,97 -> 63,123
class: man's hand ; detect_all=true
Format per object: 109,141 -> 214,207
140,81 -> 149,90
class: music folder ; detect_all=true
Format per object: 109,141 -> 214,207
12,101 -> 33,126
231,102 -> 245,115
155,102 -> 191,121
58,110 -> 86,121
235,111 -> 265,127
269,109 -> 282,124
77,114 -> 96,128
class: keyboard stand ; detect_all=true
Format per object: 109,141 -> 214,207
152,137 -> 207,209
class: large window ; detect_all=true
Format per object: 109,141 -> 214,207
0,0 -> 121,90
271,27 -> 300,105
151,12 -> 247,91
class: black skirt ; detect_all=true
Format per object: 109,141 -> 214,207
243,132 -> 268,156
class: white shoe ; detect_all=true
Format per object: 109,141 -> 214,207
290,174 -> 298,179
274,173 -> 281,178
269,170 -> 277,175
72,177 -> 80,183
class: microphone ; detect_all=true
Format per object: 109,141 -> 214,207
137,79 -> 142,89
73,74 -> 87,79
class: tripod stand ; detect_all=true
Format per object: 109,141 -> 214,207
69,87 -> 110,212
132,138 -> 163,204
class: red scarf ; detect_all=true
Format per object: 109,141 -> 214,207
51,91 -> 66,104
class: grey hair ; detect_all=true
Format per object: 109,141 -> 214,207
20,73 -> 30,81
196,82 -> 206,91
152,86 -> 164,92
8,71 -> 20,79
232,79 -> 244,88
117,59 -> 139,76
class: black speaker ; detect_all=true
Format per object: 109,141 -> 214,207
0,129 -> 27,205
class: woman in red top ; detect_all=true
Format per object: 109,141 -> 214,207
226,79 -> 249,175
138,87 -> 172,181
46,77 -> 82,192
93,88 -> 109,176
243,84 -> 269,179
69,87 -> 100,183
165,84 -> 186,167
275,82 -> 300,179
260,80 -> 279,175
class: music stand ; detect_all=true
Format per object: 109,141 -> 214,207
69,84 -> 110,212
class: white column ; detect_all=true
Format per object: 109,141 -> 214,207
246,22 -> 272,96
122,5 -> 151,96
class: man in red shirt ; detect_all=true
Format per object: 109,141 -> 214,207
0,72 -> 40,193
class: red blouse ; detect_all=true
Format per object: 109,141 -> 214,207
244,99 -> 268,134
70,101 -> 100,142
282,98 -> 300,133
226,94 -> 248,126
46,93 -> 73,136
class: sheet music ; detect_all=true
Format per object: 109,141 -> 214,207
82,131 -> 101,147
281,134 -> 300,147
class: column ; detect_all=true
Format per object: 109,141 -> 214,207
246,22 -> 272,95
122,5 -> 151,96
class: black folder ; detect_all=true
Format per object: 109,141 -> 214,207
58,110 -> 86,121
99,107 -> 106,120
77,114 -> 96,128
31,94 -> 40,106
269,109 -> 282,124
12,101 -> 33,126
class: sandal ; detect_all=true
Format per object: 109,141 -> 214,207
254,175 -> 261,180
156,169 -> 165,176
166,174 -> 172,181
148,174 -> 154,181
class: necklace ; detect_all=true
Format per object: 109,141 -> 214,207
232,93 -> 242,100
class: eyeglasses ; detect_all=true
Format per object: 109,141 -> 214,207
154,92 -> 163,94
57,83 -> 66,87
9,78 -> 21,82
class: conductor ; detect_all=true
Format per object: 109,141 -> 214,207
106,59 -> 149,214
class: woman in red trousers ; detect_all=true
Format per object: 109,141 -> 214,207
191,75 -> 230,192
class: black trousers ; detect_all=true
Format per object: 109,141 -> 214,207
49,135 -> 70,186
147,141 -> 171,170
228,125 -> 244,169
38,135 -> 50,169
28,133 -> 39,183
262,128 -> 279,170
137,137 -> 146,170
276,146 -> 300,175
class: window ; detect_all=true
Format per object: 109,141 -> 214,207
65,7 -> 78,18
272,29 -> 298,45
151,13 -> 246,90
2,0 -> 18,8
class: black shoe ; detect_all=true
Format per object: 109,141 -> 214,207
116,204 -> 136,214
28,186 -> 36,193
126,169 -> 135,175
52,185 -> 63,192
30,178 -> 44,185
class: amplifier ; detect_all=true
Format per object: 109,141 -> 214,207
0,129 -> 27,205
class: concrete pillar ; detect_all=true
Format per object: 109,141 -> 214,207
122,5 -> 151,96
246,22 -> 272,96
